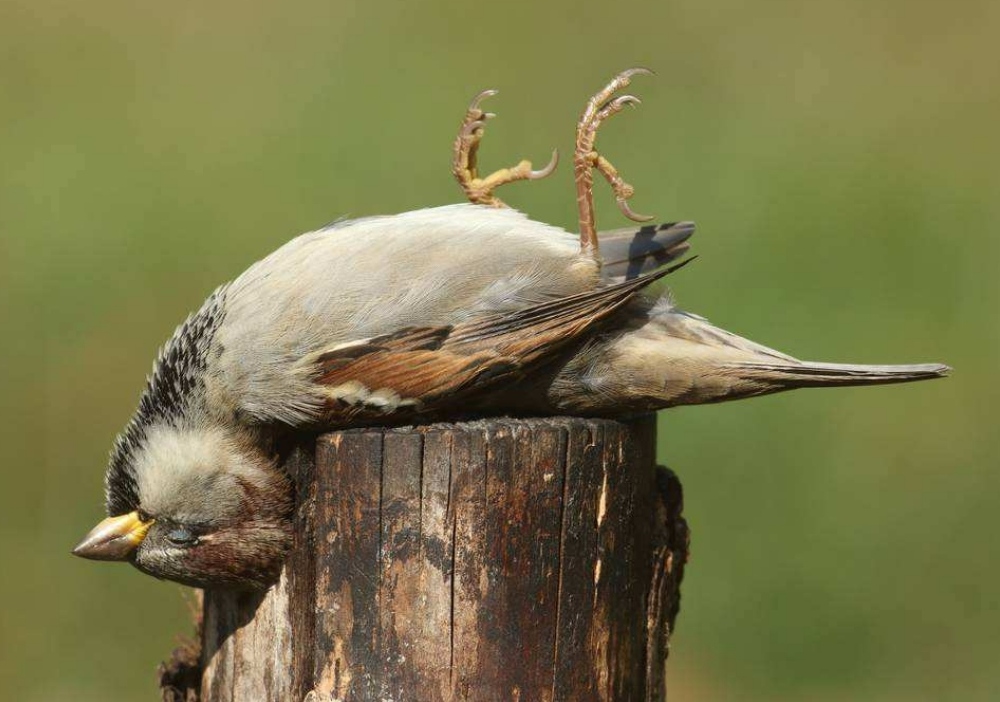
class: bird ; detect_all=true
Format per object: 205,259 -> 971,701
73,69 -> 949,590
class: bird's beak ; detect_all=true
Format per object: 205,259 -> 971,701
72,511 -> 153,561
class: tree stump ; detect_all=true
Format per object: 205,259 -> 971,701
161,416 -> 689,702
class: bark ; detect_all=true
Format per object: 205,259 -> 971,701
162,416 -> 688,702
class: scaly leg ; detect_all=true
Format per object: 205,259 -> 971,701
452,89 -> 558,208
575,68 -> 655,256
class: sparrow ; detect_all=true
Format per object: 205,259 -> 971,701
73,69 -> 949,590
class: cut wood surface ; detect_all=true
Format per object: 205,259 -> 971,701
162,416 -> 688,702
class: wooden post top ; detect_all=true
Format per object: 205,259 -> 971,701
161,416 -> 688,702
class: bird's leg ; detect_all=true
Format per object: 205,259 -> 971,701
452,89 -> 559,208
575,68 -> 656,256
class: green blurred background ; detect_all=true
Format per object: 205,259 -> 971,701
1,0 -> 996,699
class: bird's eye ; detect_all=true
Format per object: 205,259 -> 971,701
165,527 -> 198,547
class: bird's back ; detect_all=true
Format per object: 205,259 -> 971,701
207,205 -> 600,424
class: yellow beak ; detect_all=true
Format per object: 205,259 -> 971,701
72,511 -> 153,561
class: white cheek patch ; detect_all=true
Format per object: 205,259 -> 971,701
134,425 -> 247,522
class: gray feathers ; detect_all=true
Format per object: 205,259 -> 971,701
102,204 -> 704,516
103,203 -> 947,516
206,204 -> 600,426
88,201 -> 948,590
598,221 -> 696,281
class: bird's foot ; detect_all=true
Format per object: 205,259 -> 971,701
452,89 -> 558,208
574,67 -> 656,256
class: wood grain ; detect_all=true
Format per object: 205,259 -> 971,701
180,416 -> 688,702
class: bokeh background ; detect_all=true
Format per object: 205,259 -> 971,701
1,0 -> 996,699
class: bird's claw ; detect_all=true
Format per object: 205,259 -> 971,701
575,68 -> 656,255
468,88 -> 499,115
452,88 -> 558,208
529,149 -> 560,180
617,198 -> 654,223
597,94 -> 642,121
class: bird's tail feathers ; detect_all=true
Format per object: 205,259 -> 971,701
599,221 -> 696,281
547,305 -> 950,413
724,360 -> 951,389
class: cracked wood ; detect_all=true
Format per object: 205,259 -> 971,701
187,416 -> 688,702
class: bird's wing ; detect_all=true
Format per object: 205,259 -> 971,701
598,221 -> 696,281
311,261 -> 693,425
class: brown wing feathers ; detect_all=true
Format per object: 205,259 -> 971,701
314,261 -> 692,422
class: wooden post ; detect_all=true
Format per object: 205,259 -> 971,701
160,416 -> 689,702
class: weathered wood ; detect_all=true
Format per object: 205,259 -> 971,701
163,416 -> 688,702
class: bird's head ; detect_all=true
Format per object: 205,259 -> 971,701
73,423 -> 293,589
